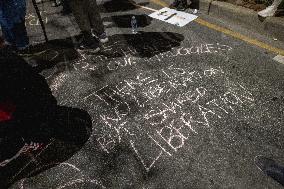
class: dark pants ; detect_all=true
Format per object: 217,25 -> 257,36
69,0 -> 105,35
61,0 -> 71,13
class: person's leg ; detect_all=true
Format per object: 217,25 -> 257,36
0,0 -> 29,50
11,19 -> 29,50
176,0 -> 189,10
271,0 -> 282,8
68,0 -> 100,50
169,0 -> 181,8
69,0 -> 91,32
0,4 -> 15,46
0,25 -> 14,46
86,0 -> 109,43
87,0 -> 104,35
14,0 -> 29,49
61,0 -> 72,15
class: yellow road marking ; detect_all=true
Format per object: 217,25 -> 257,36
134,3 -> 158,11
133,0 -> 284,56
149,0 -> 169,7
195,18 -> 284,56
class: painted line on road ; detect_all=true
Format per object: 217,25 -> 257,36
132,0 -> 284,56
134,3 -> 157,11
194,18 -> 284,56
149,0 -> 169,7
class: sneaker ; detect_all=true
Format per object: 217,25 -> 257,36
79,32 -> 101,51
258,5 -> 277,17
93,32 -> 109,43
52,0 -> 61,7
79,36 -> 100,52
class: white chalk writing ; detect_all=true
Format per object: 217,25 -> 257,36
25,11 -> 48,26
83,65 -> 254,172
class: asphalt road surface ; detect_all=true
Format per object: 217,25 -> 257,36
7,0 -> 284,188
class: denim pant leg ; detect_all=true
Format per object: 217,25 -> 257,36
0,5 -> 28,48
0,9 -> 14,45
0,24 -> 14,45
11,19 -> 29,49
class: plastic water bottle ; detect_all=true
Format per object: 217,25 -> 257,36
131,16 -> 138,34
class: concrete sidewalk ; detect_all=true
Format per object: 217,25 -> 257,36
199,0 -> 284,42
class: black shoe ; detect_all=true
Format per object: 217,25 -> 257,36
92,31 -> 109,44
79,32 -> 100,52
79,40 -> 100,52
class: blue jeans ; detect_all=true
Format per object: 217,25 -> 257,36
0,0 -> 29,48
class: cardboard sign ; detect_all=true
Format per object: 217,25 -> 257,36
149,7 -> 198,27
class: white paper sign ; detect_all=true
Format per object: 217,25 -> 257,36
149,7 -> 198,27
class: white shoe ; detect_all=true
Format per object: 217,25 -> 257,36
258,5 -> 277,17
92,31 -> 109,43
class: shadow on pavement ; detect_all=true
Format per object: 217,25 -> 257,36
0,49 -> 92,188
23,31 -> 183,78
24,37 -> 79,73
103,14 -> 153,28
79,31 -> 184,78
99,31 -> 184,58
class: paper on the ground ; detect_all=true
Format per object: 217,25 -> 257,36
149,7 -> 198,27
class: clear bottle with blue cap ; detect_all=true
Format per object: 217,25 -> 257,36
131,16 -> 138,34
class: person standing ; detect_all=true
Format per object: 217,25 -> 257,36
68,0 -> 108,51
169,0 -> 191,11
0,0 -> 29,51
